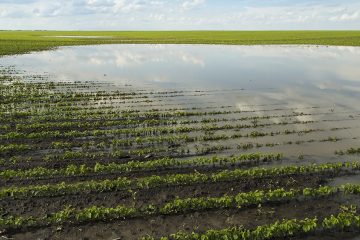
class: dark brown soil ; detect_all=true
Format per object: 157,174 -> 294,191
0,172 -> 330,217
8,197 -> 344,240
0,159 -> 286,187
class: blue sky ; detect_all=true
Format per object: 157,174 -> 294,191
0,0 -> 359,30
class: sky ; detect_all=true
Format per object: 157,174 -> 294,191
0,0 -> 359,30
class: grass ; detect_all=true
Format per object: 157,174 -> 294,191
1,30 -> 360,56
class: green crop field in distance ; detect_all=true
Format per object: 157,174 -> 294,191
1,30 -> 360,56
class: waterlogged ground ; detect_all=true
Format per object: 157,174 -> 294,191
0,44 -> 360,239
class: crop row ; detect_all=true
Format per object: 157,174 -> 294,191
0,90 -> 154,105
1,130 -> 350,166
0,82 -> 318,111
0,104 -> 236,119
237,135 -> 348,150
0,144 -> 31,155
335,147 -> 360,155
0,185 -> 359,232
44,132 -> 347,162
1,91 -> 214,106
0,104 -> 325,124
0,98 -> 162,115
142,207 -> 360,240
1,145 -> 190,165
0,119 -> 321,141
0,153 -> 283,180
3,128 -> 349,165
0,100 -> 300,118
2,132 -> 340,166
0,112 -> 315,133
0,162 -> 356,200
1,128 -> 350,164
1,124 -> 339,148
0,109 -> 241,123
1,125 -> 331,157
2,112 -> 354,138
0,100 -> 320,120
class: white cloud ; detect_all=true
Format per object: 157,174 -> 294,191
330,11 -> 359,22
149,13 -> 164,21
32,2 -> 63,17
114,0 -> 145,13
182,0 -> 205,10
180,52 -> 205,67
0,0 -> 359,30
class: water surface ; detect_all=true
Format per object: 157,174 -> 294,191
2,44 -> 360,160
3,44 -> 360,105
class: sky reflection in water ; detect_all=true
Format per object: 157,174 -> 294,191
2,44 -> 360,159
3,44 -> 360,111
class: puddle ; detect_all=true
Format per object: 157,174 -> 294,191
329,175 -> 360,187
1,44 -> 360,159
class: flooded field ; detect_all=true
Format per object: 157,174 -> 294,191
1,44 -> 360,239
